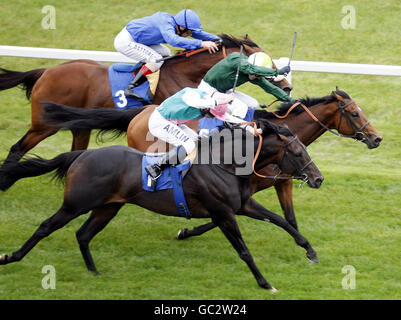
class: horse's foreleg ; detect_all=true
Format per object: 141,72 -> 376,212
177,221 -> 216,240
240,198 -> 318,263
0,205 -> 85,266
76,203 -> 124,273
212,211 -> 276,291
274,180 -> 298,230
71,129 -> 91,151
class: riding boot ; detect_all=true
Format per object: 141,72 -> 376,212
145,146 -> 188,180
124,62 -> 158,99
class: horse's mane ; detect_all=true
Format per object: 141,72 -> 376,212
175,34 -> 260,54
256,90 -> 351,119
256,119 -> 294,138
205,119 -> 293,141
218,34 -> 260,49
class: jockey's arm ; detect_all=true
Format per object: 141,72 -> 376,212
160,25 -> 202,50
182,89 -> 216,109
239,61 -> 278,77
182,89 -> 234,109
251,77 -> 294,102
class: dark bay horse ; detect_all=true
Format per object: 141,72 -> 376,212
0,34 -> 291,165
40,89 -> 382,232
0,120 -> 323,291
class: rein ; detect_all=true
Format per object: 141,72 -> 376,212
185,41 -> 227,58
261,99 -> 371,141
233,121 -> 311,182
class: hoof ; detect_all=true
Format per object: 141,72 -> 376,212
270,287 -> 279,293
306,251 -> 319,263
177,228 -> 188,240
0,254 -> 8,264
259,281 -> 277,292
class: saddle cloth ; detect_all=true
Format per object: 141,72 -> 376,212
108,63 -> 159,110
141,149 -> 196,218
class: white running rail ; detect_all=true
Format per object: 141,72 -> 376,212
1,45 -> 401,77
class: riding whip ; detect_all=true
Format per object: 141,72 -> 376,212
288,32 -> 297,66
232,45 -> 243,93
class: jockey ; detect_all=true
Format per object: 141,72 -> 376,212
198,51 -> 294,133
145,87 -> 240,179
114,9 -> 220,99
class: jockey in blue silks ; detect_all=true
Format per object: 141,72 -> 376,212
114,9 -> 220,99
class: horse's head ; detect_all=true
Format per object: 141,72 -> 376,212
330,87 -> 383,149
220,34 -> 292,94
257,120 -> 324,188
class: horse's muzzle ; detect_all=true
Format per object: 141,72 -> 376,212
306,175 -> 324,189
360,133 -> 383,149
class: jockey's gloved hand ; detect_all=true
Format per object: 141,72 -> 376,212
199,129 -> 211,138
277,66 -> 291,75
223,121 -> 241,129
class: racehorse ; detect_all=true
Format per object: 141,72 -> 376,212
0,119 -> 323,291
0,34 -> 291,165
40,89 -> 382,232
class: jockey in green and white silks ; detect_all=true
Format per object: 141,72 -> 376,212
145,87 -> 238,179
114,9 -> 220,99
198,51 -> 294,133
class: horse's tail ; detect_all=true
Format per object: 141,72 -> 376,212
0,67 -> 46,100
41,102 -> 146,139
0,150 -> 85,191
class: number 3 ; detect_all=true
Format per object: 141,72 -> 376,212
115,90 -> 127,108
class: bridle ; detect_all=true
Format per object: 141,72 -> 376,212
249,124 -> 314,182
210,122 -> 314,183
335,100 -> 371,142
262,98 -> 371,143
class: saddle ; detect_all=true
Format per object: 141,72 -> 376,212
108,62 -> 159,109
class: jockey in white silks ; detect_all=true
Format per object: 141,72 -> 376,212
114,9 -> 220,99
145,87 -> 245,179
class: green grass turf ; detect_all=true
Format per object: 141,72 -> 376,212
0,0 -> 400,299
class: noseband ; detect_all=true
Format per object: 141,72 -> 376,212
263,99 -> 371,142
336,100 -> 371,141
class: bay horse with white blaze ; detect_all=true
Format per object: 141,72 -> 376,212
0,119 -> 323,291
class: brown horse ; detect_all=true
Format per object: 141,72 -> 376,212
0,34 -> 291,165
40,88 -> 382,233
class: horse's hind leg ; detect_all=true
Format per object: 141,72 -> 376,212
76,203 -> 124,273
0,205 -> 85,266
71,129 -> 91,151
177,221 -> 216,240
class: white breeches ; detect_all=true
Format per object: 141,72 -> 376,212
114,27 -> 171,69
148,109 -> 198,154
198,80 -> 259,119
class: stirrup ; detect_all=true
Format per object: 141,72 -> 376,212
145,164 -> 163,180
124,88 -> 143,99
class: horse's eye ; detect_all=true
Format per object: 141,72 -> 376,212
351,112 -> 359,118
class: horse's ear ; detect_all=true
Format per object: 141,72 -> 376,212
332,90 -> 344,102
336,86 -> 340,91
